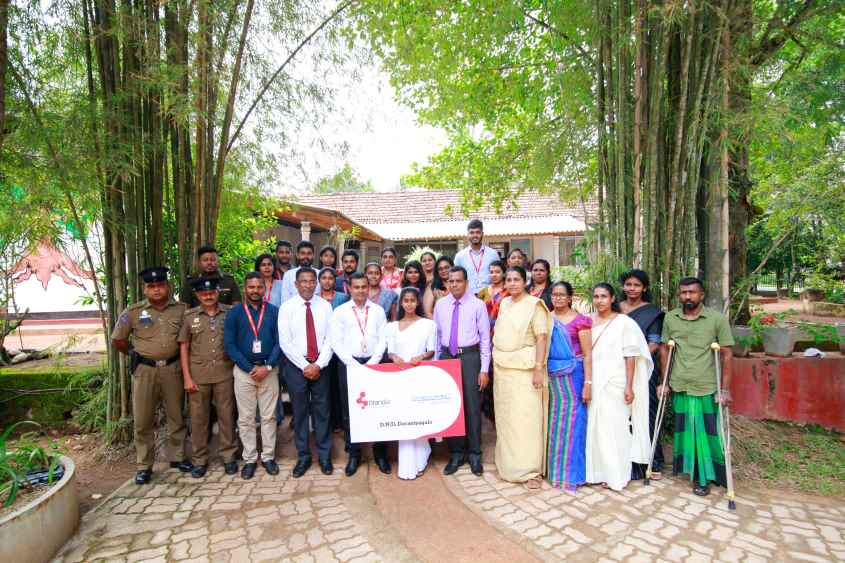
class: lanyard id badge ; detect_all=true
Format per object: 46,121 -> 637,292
353,305 -> 369,355
244,302 -> 266,355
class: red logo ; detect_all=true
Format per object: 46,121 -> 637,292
356,391 -> 368,409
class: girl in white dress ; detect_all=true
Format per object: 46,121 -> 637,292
385,287 -> 437,480
585,283 -> 652,491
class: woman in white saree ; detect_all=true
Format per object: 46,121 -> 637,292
585,283 -> 652,491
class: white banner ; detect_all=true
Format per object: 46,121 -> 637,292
347,360 -> 465,442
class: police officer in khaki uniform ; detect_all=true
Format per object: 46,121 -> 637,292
112,266 -> 193,484
178,277 -> 238,478
188,245 -> 241,307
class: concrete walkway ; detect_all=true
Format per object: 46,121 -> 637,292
54,425 -> 845,563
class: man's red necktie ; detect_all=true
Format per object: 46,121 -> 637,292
305,301 -> 318,363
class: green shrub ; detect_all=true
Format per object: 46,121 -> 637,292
0,422 -> 62,507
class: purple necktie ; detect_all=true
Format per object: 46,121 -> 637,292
449,299 -> 460,356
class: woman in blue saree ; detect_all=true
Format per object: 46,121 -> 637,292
546,281 -> 593,492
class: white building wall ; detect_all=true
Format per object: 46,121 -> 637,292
13,274 -> 98,313
533,235 -> 557,265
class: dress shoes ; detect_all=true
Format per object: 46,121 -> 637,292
241,462 -> 257,480
262,459 -> 280,476
223,461 -> 238,475
319,459 -> 333,476
292,458 -> 312,478
191,465 -> 208,479
345,456 -> 361,477
443,454 -> 466,476
375,457 -> 392,475
468,454 -> 483,476
170,460 -> 194,473
135,469 -> 153,485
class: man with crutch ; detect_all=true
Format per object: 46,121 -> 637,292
658,277 -> 734,498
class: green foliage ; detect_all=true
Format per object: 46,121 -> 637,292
747,11 -> 845,283
64,368 -> 109,433
796,321 -> 844,347
0,422 -> 62,507
214,163 -> 284,283
804,271 -> 845,304
313,163 -> 374,194
352,0 -> 595,212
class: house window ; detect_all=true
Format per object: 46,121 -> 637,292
559,236 -> 585,266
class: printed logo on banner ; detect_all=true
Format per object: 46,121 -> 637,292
347,360 -> 465,442
355,391 -> 390,410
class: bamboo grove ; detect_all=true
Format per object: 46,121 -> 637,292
358,0 -> 839,311
4,0 -> 351,432
595,0 -> 738,308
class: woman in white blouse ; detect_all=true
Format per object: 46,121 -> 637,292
385,287 -> 436,479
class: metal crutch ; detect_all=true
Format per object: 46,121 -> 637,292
711,342 -> 736,510
645,339 -> 675,486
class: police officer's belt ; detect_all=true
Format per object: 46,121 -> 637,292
137,355 -> 179,368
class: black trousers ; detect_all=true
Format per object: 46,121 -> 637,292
440,346 -> 482,457
327,355 -> 343,430
337,357 -> 387,460
283,362 -> 331,462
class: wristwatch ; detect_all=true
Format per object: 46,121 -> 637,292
585,380 -> 592,385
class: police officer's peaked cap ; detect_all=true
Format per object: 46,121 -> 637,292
191,276 -> 221,292
139,266 -> 169,283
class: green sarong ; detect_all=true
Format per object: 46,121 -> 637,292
672,392 -> 726,487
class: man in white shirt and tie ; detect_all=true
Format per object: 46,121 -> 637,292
278,268 -> 334,477
329,272 -> 389,477
453,219 -> 500,295
273,240 -> 319,305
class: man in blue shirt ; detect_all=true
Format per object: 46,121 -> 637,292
453,219 -> 501,295
224,272 -> 282,479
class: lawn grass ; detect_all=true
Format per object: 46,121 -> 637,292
732,417 -> 845,498
0,364 -> 104,428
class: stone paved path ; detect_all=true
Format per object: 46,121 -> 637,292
56,462 -> 386,563
444,464 -> 845,562
54,424 -> 845,563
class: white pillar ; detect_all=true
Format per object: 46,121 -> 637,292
300,221 -> 311,242
552,236 -> 561,270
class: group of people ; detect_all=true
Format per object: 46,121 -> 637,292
113,219 -> 734,498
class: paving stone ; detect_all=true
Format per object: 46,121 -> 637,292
53,458 -> 841,563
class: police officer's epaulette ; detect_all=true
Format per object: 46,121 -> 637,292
185,306 -> 204,315
127,299 -> 151,311
219,303 -> 232,311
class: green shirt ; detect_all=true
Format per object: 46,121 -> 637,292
661,306 -> 734,396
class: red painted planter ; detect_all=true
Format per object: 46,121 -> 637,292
730,353 -> 845,431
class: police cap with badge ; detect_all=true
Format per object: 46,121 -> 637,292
191,276 -> 221,292
139,266 -> 169,284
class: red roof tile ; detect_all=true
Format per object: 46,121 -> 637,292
295,189 -> 596,225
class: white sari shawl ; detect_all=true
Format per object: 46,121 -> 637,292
586,313 -> 652,490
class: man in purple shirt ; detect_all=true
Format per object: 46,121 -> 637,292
434,265 -> 491,477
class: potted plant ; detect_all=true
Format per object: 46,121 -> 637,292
0,422 -> 78,563
760,313 -> 797,357
731,326 -> 755,357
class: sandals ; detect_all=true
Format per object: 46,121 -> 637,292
693,484 -> 710,497
650,471 -> 663,481
524,477 -> 543,490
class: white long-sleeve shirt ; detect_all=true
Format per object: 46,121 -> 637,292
278,266 -> 318,305
278,293 -> 334,370
329,300 -> 387,366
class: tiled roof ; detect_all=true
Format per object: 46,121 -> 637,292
366,216 -> 585,241
295,189 -> 595,225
